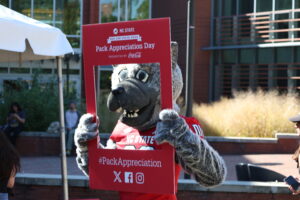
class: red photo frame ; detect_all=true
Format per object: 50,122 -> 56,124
82,18 -> 175,194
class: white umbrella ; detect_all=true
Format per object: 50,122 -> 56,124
0,4 -> 72,58
0,5 -> 73,200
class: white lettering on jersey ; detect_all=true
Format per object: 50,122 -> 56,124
126,135 -> 154,144
192,124 -> 204,138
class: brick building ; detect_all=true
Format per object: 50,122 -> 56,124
2,0 -> 300,103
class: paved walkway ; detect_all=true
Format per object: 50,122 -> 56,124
19,154 -> 299,181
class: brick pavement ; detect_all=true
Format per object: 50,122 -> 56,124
19,154 -> 299,180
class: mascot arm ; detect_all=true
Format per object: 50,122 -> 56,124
74,113 -> 102,176
154,109 -> 227,187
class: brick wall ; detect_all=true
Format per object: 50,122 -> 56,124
193,0 -> 211,103
16,133 -> 299,156
12,185 -> 119,200
16,136 -> 60,156
11,184 -> 299,200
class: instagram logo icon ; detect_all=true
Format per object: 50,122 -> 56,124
135,172 -> 144,184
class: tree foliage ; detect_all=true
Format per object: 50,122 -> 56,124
0,72 -> 78,131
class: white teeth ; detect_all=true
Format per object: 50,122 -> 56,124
116,108 -> 123,113
123,109 -> 139,118
135,109 -> 139,113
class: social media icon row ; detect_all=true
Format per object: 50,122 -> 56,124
113,171 -> 144,184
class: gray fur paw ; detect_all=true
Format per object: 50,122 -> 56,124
154,109 -> 189,145
76,156 -> 89,176
76,148 -> 88,165
74,113 -> 99,149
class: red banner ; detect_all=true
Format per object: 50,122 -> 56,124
82,18 -> 175,194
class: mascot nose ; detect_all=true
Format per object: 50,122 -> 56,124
112,87 -> 125,96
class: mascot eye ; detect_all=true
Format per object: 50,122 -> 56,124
135,70 -> 149,83
118,69 -> 128,81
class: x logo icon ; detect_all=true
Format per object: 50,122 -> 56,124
113,171 -> 122,183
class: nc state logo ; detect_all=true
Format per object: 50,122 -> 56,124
113,28 -> 118,35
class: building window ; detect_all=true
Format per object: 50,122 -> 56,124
213,0 -> 300,46
211,1 -> 300,100
1,1 -> 82,98
0,0 -> 9,6
11,0 -> 31,16
296,47 -> 300,62
213,47 -> 300,99
240,49 -> 254,64
5,0 -> 81,49
222,50 -> 236,64
276,47 -> 292,63
100,0 -> 118,23
59,0 -> 81,48
256,0 -> 272,12
275,0 -> 292,10
239,0 -> 253,14
33,0 -> 54,25
258,48 -> 273,64
98,0 -> 150,92
99,0 -> 151,23
222,0 -> 236,16
128,0 -> 149,20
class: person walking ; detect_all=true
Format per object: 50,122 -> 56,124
0,132 -> 20,200
65,102 -> 80,156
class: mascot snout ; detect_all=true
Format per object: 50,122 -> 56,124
107,77 -> 158,128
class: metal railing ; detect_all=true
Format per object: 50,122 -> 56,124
214,9 -> 300,46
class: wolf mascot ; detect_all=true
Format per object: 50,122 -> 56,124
75,42 -> 227,200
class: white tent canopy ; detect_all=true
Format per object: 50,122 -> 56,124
0,4 -> 73,61
0,5 -> 72,200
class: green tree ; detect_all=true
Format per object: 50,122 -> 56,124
62,0 -> 80,35
0,71 -> 79,131
136,0 -> 149,20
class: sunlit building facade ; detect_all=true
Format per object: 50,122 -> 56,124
0,0 -> 153,98
0,0 -> 82,96
209,0 -> 300,100
3,0 -> 297,103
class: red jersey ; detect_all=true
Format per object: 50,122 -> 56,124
109,116 -> 204,200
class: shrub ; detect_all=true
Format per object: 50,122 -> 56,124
193,90 -> 300,137
0,71 -> 119,132
0,72 -> 79,131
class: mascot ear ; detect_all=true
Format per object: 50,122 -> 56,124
171,41 -> 178,69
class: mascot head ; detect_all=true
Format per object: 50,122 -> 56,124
107,42 -> 183,130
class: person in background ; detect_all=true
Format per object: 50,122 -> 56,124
3,102 -> 25,146
65,101 -> 80,156
0,132 -> 20,200
287,113 -> 300,195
